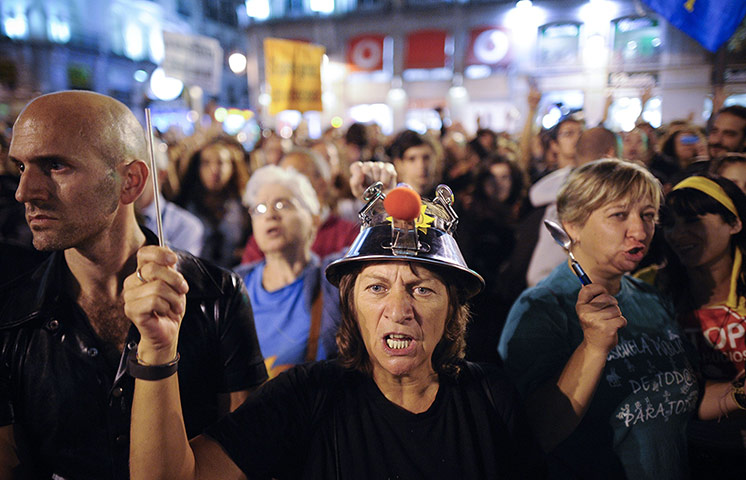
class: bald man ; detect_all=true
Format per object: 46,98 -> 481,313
575,127 -> 618,165
0,91 -> 266,479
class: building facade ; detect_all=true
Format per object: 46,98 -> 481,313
0,0 -> 249,132
2,1 -> 745,139
243,0 -> 746,135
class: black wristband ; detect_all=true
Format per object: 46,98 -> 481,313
127,348 -> 179,381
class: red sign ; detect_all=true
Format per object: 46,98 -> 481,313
405,29 -> 448,69
466,26 -> 511,66
347,34 -> 385,72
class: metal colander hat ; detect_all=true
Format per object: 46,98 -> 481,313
325,182 -> 484,299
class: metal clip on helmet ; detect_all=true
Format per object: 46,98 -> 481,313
325,182 -> 484,299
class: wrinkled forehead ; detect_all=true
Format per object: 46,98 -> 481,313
11,112 -> 78,156
10,94 -> 137,170
13,95 -> 99,146
357,261 -> 446,283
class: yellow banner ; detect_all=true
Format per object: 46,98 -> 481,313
264,38 -> 325,115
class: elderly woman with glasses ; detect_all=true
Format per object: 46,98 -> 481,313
123,180 -> 545,479
234,165 -> 341,378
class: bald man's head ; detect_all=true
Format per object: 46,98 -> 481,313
14,90 -> 147,169
576,127 -> 618,165
10,91 -> 151,251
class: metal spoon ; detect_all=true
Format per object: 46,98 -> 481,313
543,219 -> 592,285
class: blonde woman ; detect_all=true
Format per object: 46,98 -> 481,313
499,159 -> 744,479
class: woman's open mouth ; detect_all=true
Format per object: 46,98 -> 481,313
386,334 -> 412,349
624,246 -> 646,262
382,334 -> 416,354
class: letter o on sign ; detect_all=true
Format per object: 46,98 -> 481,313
352,39 -> 382,70
474,29 -> 509,65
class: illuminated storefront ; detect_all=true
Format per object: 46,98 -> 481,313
242,0 -> 745,136
0,0 -> 249,135
2,1 -> 745,138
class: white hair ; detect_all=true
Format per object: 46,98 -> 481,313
243,164 -> 320,216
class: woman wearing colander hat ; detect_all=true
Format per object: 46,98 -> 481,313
124,181 -> 545,479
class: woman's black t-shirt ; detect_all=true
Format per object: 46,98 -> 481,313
205,361 -> 544,479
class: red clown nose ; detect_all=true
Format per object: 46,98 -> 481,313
383,186 -> 421,221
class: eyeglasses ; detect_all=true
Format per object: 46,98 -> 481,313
250,198 -> 297,216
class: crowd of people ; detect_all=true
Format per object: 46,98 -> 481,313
0,87 -> 745,478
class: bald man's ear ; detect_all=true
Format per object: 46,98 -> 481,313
120,160 -> 149,205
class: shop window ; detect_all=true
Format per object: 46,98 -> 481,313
124,22 -> 146,60
245,0 -> 271,20
405,108 -> 442,135
537,22 -> 581,66
537,90 -> 584,129
612,16 -> 662,65
309,0 -> 334,14
48,13 -> 71,44
2,6 -> 28,40
606,95 -> 661,132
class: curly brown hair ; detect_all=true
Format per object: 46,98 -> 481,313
335,261 -> 471,378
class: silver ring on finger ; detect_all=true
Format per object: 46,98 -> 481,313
136,267 -> 146,284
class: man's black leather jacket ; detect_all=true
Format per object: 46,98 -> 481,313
0,241 -> 267,479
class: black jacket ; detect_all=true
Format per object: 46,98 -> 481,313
0,241 -> 267,479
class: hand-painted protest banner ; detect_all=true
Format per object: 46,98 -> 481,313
162,31 -> 223,94
264,38 -> 325,115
